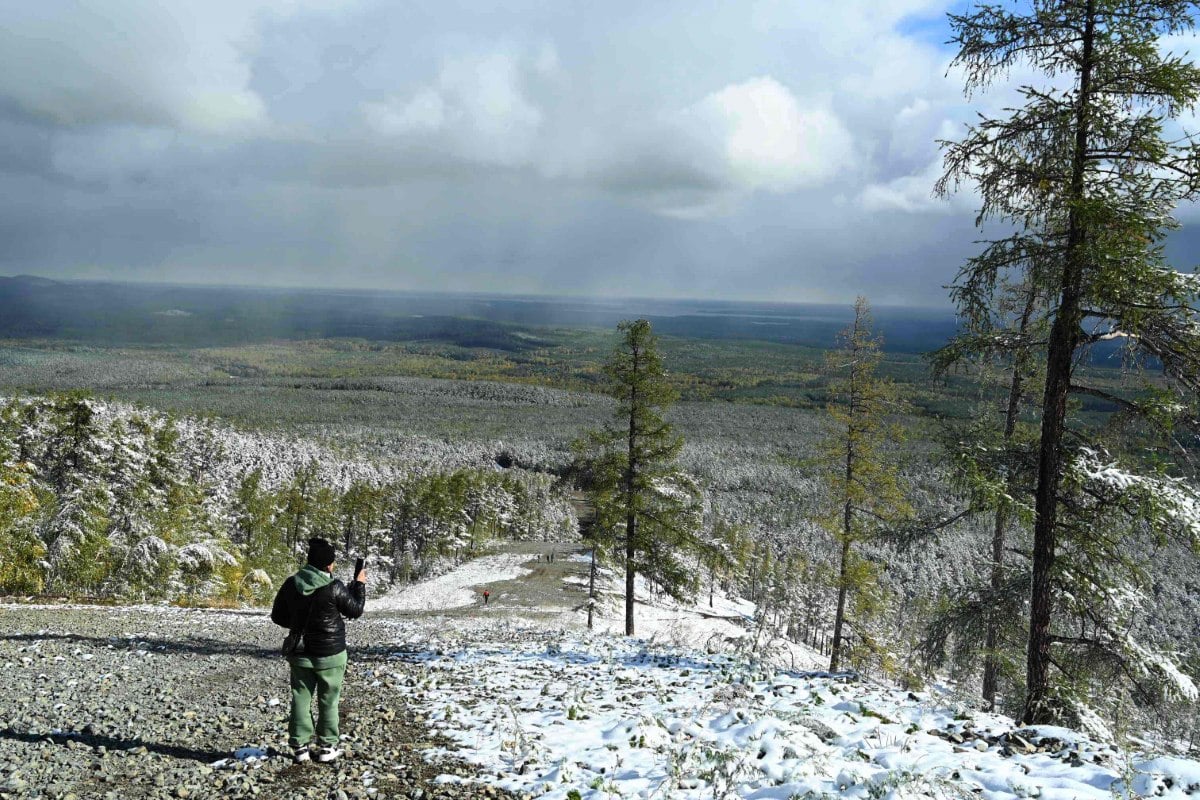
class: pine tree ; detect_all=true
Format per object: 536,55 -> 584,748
281,461 -> 320,551
930,280 -> 1048,710
106,416 -> 156,589
38,395 -> 114,594
821,297 -> 910,672
44,481 -> 113,595
233,470 -> 276,565
701,517 -> 746,609
579,319 -> 696,636
0,440 -> 44,594
939,0 -> 1200,723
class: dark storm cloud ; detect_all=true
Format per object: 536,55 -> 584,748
4,0 -> 1188,305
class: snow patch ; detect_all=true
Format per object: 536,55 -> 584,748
389,628 -> 1200,800
372,553 -> 533,612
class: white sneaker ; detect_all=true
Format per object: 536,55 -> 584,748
316,746 -> 343,763
292,746 -> 311,763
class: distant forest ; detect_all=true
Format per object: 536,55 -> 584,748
0,274 -> 958,353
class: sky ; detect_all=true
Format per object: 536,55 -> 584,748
2,0 -> 1198,307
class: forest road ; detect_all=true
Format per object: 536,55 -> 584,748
373,541 -> 593,621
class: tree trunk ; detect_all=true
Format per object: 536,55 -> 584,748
983,503 -> 1007,709
624,344 -> 640,637
588,545 -> 597,630
1025,0 -> 1094,725
830,340 -> 858,673
625,512 -> 636,636
830,533 -> 851,672
984,291 -> 1036,710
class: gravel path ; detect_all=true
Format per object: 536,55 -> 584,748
373,543 -> 591,622
0,604 -> 520,800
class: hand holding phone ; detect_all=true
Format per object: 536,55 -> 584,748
354,557 -> 366,584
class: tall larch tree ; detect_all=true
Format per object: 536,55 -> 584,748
581,319 -> 695,636
939,0 -> 1200,723
822,297 -> 910,673
930,280 -> 1048,710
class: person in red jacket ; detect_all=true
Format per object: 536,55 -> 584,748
271,537 -> 366,764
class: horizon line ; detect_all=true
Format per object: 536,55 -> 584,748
0,272 -> 957,314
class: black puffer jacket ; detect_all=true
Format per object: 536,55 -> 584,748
271,573 -> 366,658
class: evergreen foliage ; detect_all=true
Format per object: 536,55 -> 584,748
926,280 -> 1048,711
938,0 -> 1200,724
0,394 -> 576,602
820,298 -> 911,673
577,320 -> 703,636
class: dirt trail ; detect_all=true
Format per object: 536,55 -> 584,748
377,541 -> 592,621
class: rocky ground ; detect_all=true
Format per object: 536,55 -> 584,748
0,543 -> 593,800
0,603 -> 523,800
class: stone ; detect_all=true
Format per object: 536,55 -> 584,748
1009,734 -> 1036,754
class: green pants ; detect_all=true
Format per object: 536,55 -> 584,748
288,650 -> 348,747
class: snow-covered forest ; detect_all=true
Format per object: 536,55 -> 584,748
2,357 -> 1198,745
0,394 -> 576,603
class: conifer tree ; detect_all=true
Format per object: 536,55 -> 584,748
0,441 -> 44,594
939,0 -> 1200,723
233,469 -> 280,570
822,297 -> 910,672
930,280 -> 1047,710
39,396 -> 114,594
281,461 -> 319,551
580,319 -> 697,636
701,517 -> 746,609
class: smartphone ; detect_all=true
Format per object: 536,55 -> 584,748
354,557 -> 365,580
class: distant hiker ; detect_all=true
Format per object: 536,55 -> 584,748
271,537 -> 367,764
482,589 -> 490,606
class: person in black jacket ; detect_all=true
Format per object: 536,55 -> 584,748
271,537 -> 366,763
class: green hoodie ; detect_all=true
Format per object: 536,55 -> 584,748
293,564 -> 333,596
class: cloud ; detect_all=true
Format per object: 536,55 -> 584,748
544,77 -> 855,218
858,159 -> 947,213
3,0 -> 1111,306
364,89 -> 446,135
690,77 -> 854,193
356,62 -> 853,219
0,2 -> 262,134
362,46 -> 551,168
0,1 -> 356,136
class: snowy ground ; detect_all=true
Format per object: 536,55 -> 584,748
364,549 -> 1200,800
383,622 -> 1200,800
6,550 -> 1196,800
372,553 -> 534,612
565,560 -> 825,672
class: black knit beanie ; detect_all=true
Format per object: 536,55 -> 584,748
306,537 -> 336,569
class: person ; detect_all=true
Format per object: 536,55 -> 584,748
271,537 -> 367,764
482,589 -> 490,606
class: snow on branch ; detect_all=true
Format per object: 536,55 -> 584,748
1069,447 -> 1200,541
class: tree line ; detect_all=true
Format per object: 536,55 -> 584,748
0,394 -> 575,603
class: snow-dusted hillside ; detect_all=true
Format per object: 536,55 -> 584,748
0,395 -> 578,601
397,628 -> 1200,800
366,550 -> 1200,800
